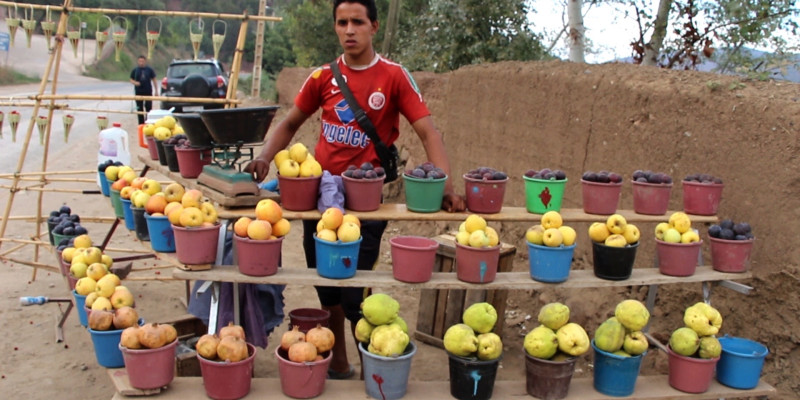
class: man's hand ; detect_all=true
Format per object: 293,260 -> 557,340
244,158 -> 270,183
441,191 -> 466,213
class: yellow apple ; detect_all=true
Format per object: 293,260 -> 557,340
179,207 -> 205,228
468,229 -> 490,247
153,126 -> 172,141
101,254 -> 113,269
542,228 -> 564,247
669,212 -> 692,234
337,221 -> 361,243
95,274 -> 120,298
342,214 -> 361,228
86,262 -> 108,281
167,203 -> 185,226
278,159 -> 301,177
84,292 -> 99,308
69,261 -> 89,279
654,222 -> 671,240
132,190 -> 151,209
164,182 -> 186,203
272,218 -> 291,237
273,149 -> 291,168
588,222 -> 611,243
142,123 -> 156,136
606,214 -> 628,235
181,189 -> 204,208
663,228 -> 682,243
604,234 -> 628,247
317,229 -> 338,242
464,214 -> 487,233
525,224 -> 546,245
91,296 -> 113,312
130,177 -> 147,190
110,286 -> 135,309
288,142 -> 309,163
623,224 -> 640,244
116,165 -> 134,179
485,226 -> 499,247
102,273 -> 121,287
300,159 -> 323,177
558,226 -> 577,246
164,201 -> 182,216
316,219 -> 325,233
141,179 -> 161,196
255,198 -> 283,224
120,186 -> 135,200
321,207 -> 344,230
104,165 -> 120,181
75,277 -> 97,295
541,211 -> 563,229
121,170 -> 138,184
61,247 -> 77,263
247,220 -> 273,240
455,230 -> 470,245
200,202 -> 218,224
681,230 -> 700,243
83,247 -> 103,265
233,217 -> 252,237
73,234 -> 92,249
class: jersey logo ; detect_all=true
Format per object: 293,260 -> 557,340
334,99 -> 355,125
368,92 -> 386,110
311,68 -> 323,79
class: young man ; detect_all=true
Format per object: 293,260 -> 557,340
246,0 -> 465,379
130,55 -> 158,125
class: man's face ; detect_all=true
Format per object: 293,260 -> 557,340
137,58 -> 146,67
334,2 -> 378,61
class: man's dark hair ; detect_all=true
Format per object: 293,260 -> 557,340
138,55 -> 146,60
333,0 -> 378,23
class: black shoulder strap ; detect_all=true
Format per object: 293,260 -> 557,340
329,61 -> 390,155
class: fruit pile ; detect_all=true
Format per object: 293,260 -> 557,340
668,302 -> 723,359
404,161 -> 446,179
343,162 -> 386,180
142,116 -> 184,141
683,173 -> 723,184
154,185 -> 219,228
525,211 -> 577,247
581,170 -> 623,183
592,299 -> 650,357
655,211 -> 699,243
455,214 -> 499,248
443,302 -> 503,360
49,205 -> 88,247
315,207 -> 361,243
523,168 -> 566,181
98,159 -> 125,181
105,164 -> 137,192
121,322 -> 179,350
88,305 -> 140,331
196,323 -> 252,363
708,218 -> 754,241
163,133 -> 188,147
588,214 -> 641,247
632,169 -> 672,184
233,199 -> 291,240
524,302 -> 590,359
464,166 -> 507,181
280,324 -> 335,362
356,293 -> 411,357
274,143 -> 323,178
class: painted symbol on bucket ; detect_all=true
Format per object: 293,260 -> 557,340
479,261 -> 488,282
161,228 -> 173,247
342,257 -> 352,268
372,373 -> 386,400
470,370 -> 482,396
539,187 -> 552,208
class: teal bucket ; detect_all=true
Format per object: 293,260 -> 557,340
121,199 -> 135,230
99,171 -> 110,197
592,340 -> 645,397
403,174 -> 446,213
524,176 -> 568,214
88,327 -> 125,368
527,243 -> 576,283
359,341 -> 417,400
72,290 -> 88,327
144,213 -> 175,252
314,235 -> 362,279
716,336 -> 769,389
109,189 -> 125,219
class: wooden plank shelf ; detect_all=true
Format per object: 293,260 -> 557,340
109,372 -> 775,400
172,266 -> 751,290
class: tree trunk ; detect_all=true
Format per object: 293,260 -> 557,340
642,0 -> 673,66
567,0 -> 585,63
382,0 -> 401,58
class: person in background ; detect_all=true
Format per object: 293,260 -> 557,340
245,0 -> 465,380
130,55 -> 158,125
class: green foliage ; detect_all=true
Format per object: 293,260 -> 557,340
0,66 -> 40,85
284,1 -> 341,66
237,73 -> 279,102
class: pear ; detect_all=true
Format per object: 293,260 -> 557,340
623,331 -> 649,355
615,299 -> 650,331
594,317 -> 626,352
698,336 -> 722,359
369,324 -> 409,357
523,325 -> 559,359
354,318 -> 375,343
389,316 -> 408,334
538,302 -> 570,331
669,327 -> 700,356
683,302 -> 723,336
443,323 -> 479,357
462,302 -> 498,334
361,293 -> 399,325
556,322 -> 590,356
612,350 -> 631,357
476,332 -> 503,360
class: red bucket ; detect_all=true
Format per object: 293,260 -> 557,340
145,136 -> 159,160
390,236 -> 440,283
667,346 -> 719,393
581,179 -> 622,215
119,339 -> 178,390
288,308 -> 331,333
455,242 -> 500,283
710,237 -> 754,273
173,224 -> 221,265
275,347 -> 332,399
656,239 -> 702,276
234,235 -> 283,276
278,175 -> 321,211
682,180 -> 723,215
464,175 -> 508,214
342,174 -> 385,211
198,343 -> 256,400
175,147 -> 212,179
632,180 -> 672,215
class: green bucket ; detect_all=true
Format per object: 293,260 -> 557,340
403,174 -> 447,213
109,189 -> 125,219
524,176 -> 568,214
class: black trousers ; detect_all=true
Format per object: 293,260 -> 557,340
135,99 -> 153,125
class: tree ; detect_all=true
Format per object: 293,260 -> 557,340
568,0 -> 586,62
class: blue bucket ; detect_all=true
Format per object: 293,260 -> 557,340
88,327 -> 125,368
314,235 -> 362,279
359,341 -> 416,400
527,242 -> 576,283
716,336 -> 769,389
99,171 -> 110,197
592,340 -> 646,397
72,290 -> 88,327
121,199 -> 135,230
144,213 -> 175,252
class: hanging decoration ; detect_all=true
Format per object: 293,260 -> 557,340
212,19 -> 227,60
0,111 -> 4,139
40,6 -> 56,50
145,17 -> 162,60
111,16 -> 128,63
22,4 -> 36,48
66,15 -> 82,58
96,115 -> 108,131
62,114 -> 74,143
6,4 -> 20,47
96,15 -> 112,61
9,110 -> 21,143
36,115 -> 48,146
189,18 -> 204,60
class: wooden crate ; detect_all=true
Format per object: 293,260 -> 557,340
162,314 -> 208,377
414,234 -> 516,348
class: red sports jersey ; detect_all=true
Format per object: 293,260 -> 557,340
294,55 -> 430,175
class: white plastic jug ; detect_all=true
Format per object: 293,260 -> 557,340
97,123 -> 131,187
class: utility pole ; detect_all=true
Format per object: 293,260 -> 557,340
252,0 -> 267,98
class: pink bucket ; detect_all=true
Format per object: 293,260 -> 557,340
455,242 -> 500,283
278,175 -> 321,211
275,347 -> 332,399
632,180 -> 672,215
682,180 -> 723,216
342,174 -> 385,211
667,346 -> 719,393
710,237 -> 754,273
145,136 -> 159,160
234,235 -> 283,276
175,147 -> 212,179
656,239 -> 702,276
581,179 -> 622,215
464,175 -> 508,214
198,343 -> 257,400
390,236 -> 440,283
119,339 -> 178,390
173,224 -> 221,265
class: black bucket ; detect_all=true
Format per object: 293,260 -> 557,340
47,220 -> 57,245
448,353 -> 500,400
525,353 -> 577,400
131,207 -> 150,242
592,241 -> 638,280
155,140 -> 168,166
163,143 -> 180,173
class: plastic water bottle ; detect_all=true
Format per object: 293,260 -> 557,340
20,296 -> 47,306
97,122 -> 131,187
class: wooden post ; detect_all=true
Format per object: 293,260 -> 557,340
252,0 -> 267,98
225,15 -> 248,108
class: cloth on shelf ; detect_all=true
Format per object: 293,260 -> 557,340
317,170 -> 345,213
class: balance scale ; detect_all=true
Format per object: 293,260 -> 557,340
196,142 -> 261,197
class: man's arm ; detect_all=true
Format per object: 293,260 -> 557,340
410,115 -> 465,212
244,105 -> 312,182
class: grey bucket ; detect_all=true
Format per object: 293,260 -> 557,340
359,341 -> 417,400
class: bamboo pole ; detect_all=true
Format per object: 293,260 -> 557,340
225,15 -> 248,108
0,215 -> 116,223
13,177 -> 96,183
0,186 -> 96,194
0,2 -> 282,22
0,256 -> 60,273
0,170 -> 95,177
0,102 -> 67,109
0,242 -> 29,257
60,107 -> 140,115
32,94 -> 240,104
